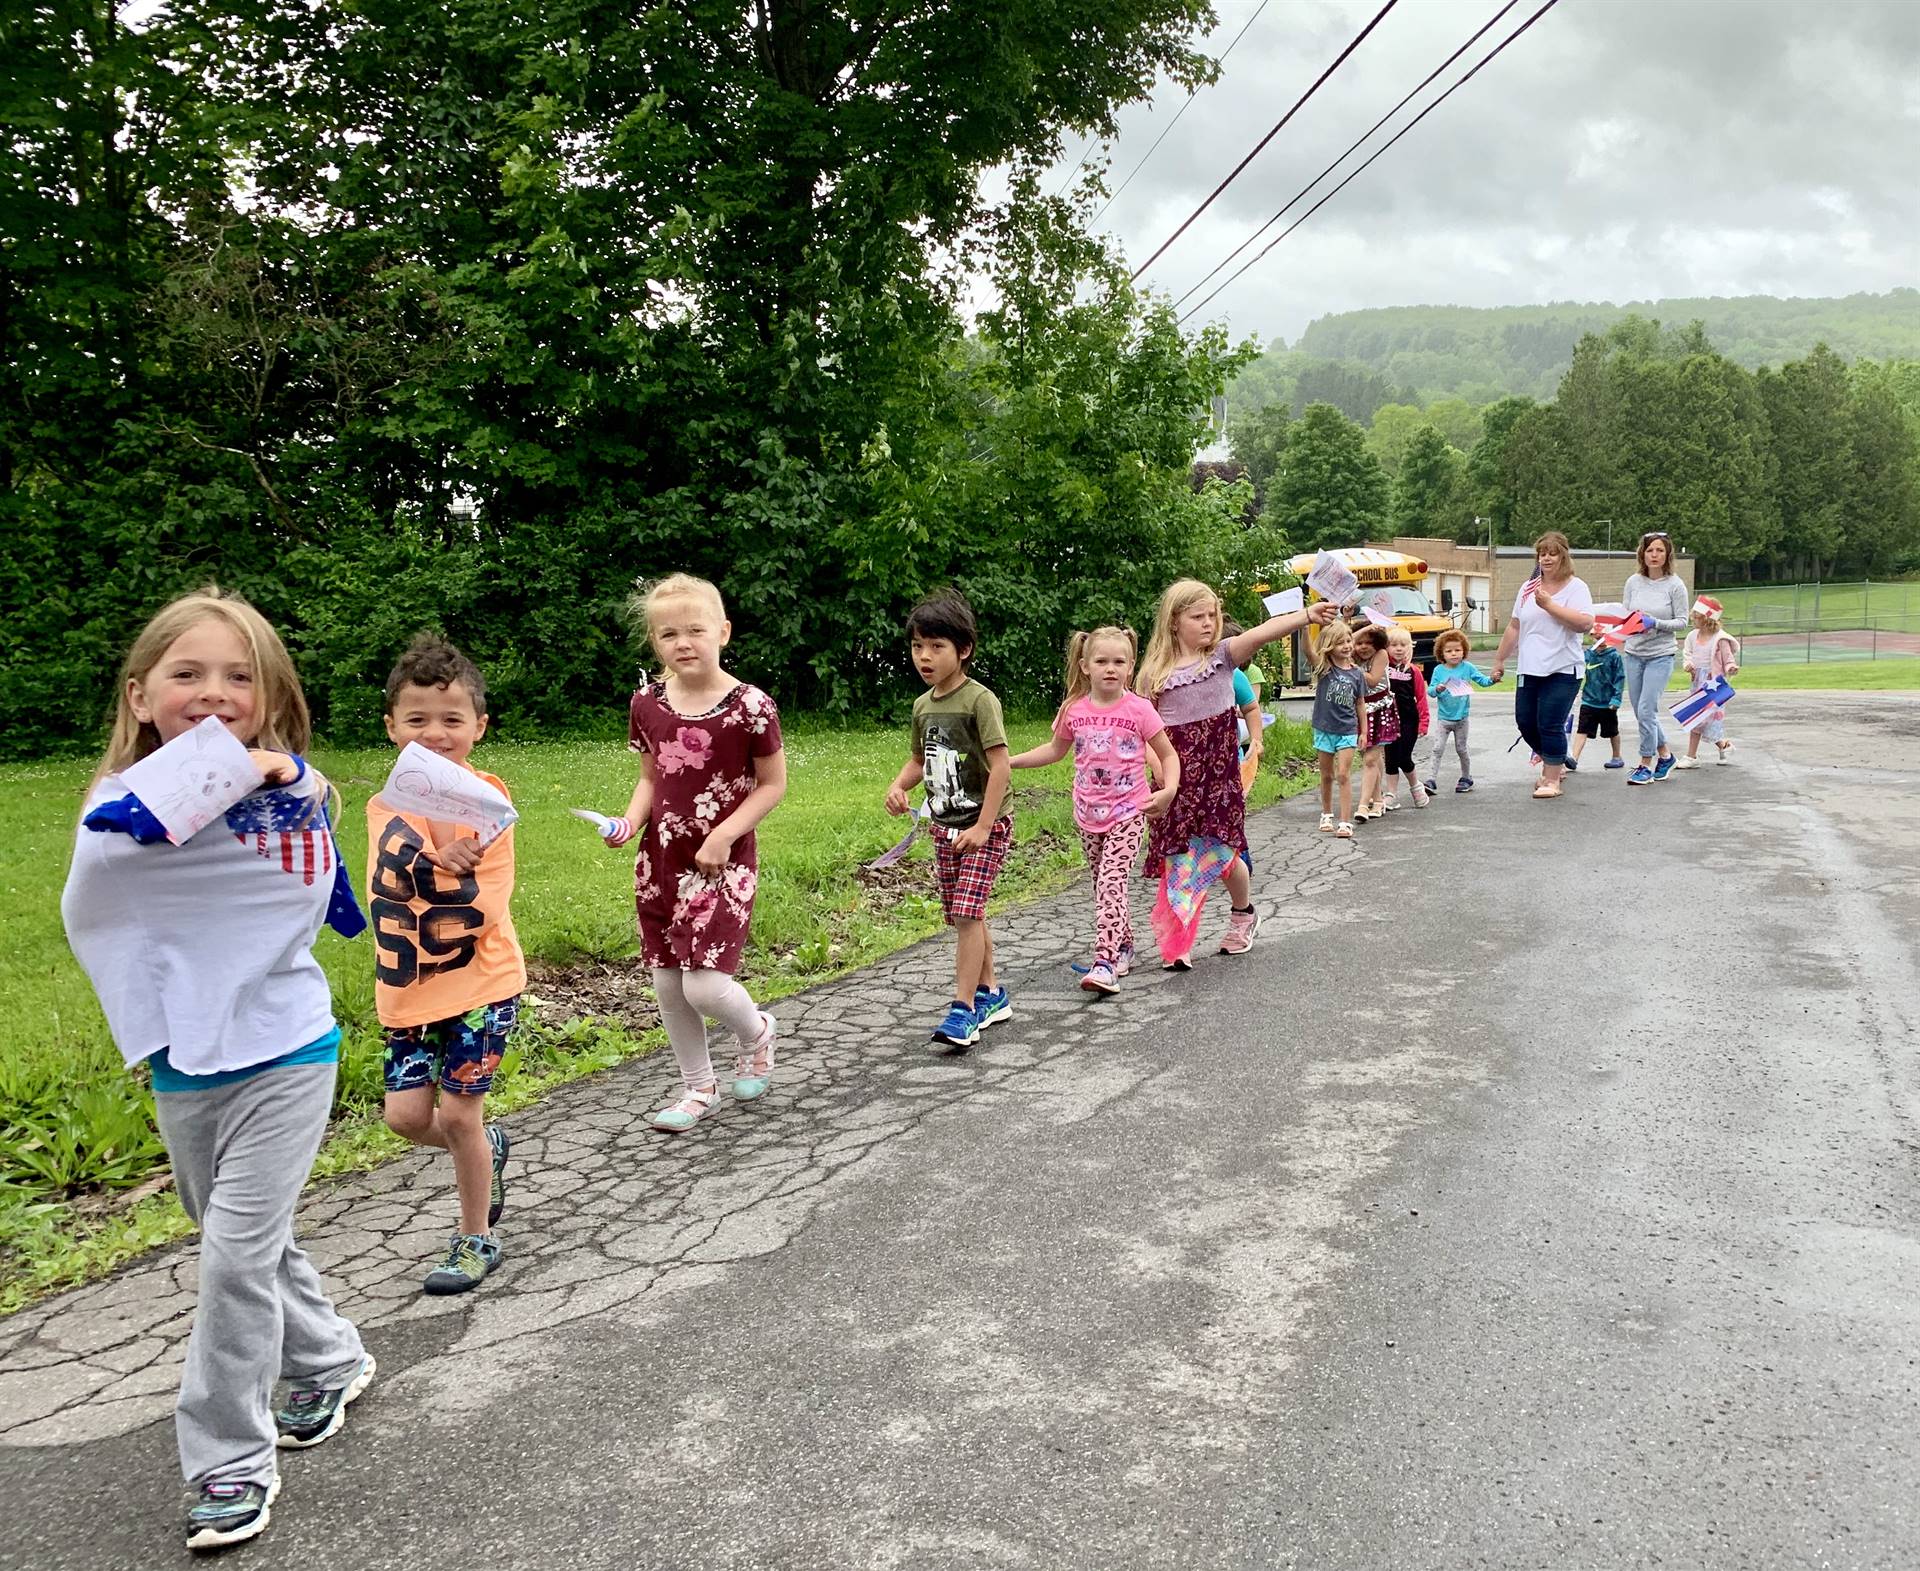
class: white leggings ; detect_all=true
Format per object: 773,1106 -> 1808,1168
652,967 -> 763,1089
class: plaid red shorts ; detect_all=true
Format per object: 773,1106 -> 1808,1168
931,816 -> 1013,924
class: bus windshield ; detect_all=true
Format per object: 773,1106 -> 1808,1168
1360,584 -> 1434,617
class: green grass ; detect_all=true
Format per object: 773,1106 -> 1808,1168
1676,658 -> 1920,692
1,716 -> 1315,1310
1702,578 -> 1920,634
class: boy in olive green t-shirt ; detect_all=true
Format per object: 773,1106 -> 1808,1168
883,589 -> 1013,1051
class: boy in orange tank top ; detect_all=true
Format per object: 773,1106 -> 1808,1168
367,636 -> 526,1295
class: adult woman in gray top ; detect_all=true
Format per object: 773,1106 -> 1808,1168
1618,530 -> 1689,785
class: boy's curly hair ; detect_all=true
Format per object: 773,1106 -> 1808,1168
384,632 -> 488,715
1432,628 -> 1471,663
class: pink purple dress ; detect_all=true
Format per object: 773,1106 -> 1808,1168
627,681 -> 782,972
1144,641 -> 1245,878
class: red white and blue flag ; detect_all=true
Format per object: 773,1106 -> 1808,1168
1672,677 -> 1736,731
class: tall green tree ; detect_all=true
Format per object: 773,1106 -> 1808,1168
1226,403 -> 1292,507
1842,365 -> 1920,573
1464,395 -> 1534,545
1390,426 -> 1466,539
1759,344 -> 1852,577
1270,403 -> 1388,552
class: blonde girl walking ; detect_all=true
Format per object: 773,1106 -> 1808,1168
1135,579 -> 1334,965
61,589 -> 372,1552
1011,628 -> 1180,993
1310,620 -> 1366,837
598,575 -> 788,1130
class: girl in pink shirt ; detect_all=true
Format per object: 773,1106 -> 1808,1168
1011,628 -> 1180,994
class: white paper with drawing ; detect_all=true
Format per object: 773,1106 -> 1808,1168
117,715 -> 266,844
1261,587 -> 1304,617
381,743 -> 518,842
1306,555 -> 1359,606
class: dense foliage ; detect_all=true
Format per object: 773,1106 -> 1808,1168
4,0 -> 1278,758
1283,290 -> 1920,404
1227,317 -> 1920,585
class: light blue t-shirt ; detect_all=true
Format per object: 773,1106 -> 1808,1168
148,1027 -> 342,1094
1429,660 -> 1494,723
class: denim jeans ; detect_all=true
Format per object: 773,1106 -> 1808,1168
1622,651 -> 1675,759
1515,672 -> 1580,767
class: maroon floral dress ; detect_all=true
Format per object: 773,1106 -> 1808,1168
628,681 -> 783,973
1143,642 -> 1246,879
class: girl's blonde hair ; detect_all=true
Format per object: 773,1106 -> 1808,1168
629,573 -> 727,647
1062,626 -> 1137,705
1385,625 -> 1414,662
1311,619 -> 1355,680
1135,579 -> 1221,698
94,588 -> 311,790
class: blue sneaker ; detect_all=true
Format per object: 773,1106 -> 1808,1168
1563,758 -> 1579,773
1455,777 -> 1474,794
1627,765 -> 1654,785
1652,755 -> 1677,781
1604,757 -> 1625,770
932,1001 -> 978,1048
972,986 -> 1012,1029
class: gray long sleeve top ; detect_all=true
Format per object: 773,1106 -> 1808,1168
1620,572 -> 1689,657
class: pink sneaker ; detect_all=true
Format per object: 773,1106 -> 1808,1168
1218,907 -> 1261,955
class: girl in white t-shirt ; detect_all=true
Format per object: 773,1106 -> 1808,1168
1489,531 -> 1596,800
1012,627 -> 1180,993
60,590 -> 371,1552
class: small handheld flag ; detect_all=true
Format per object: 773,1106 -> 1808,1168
1671,677 -> 1736,731
865,805 -> 930,870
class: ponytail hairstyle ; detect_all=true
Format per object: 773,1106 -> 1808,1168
1135,579 -> 1221,698
1312,619 -> 1356,680
1062,626 -> 1139,705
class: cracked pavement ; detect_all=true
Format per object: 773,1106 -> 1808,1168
3,692 -> 1918,1570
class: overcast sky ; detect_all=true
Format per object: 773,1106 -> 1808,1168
1047,0 -> 1920,345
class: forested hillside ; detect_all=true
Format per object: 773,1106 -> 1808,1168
1240,290 -> 1920,408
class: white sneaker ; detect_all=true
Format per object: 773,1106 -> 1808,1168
1675,757 -> 1699,770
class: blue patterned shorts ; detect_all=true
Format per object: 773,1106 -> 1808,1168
383,997 -> 519,1097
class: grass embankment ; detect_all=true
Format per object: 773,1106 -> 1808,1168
1,716 -> 1315,1311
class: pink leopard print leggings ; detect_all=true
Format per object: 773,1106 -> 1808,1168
1081,814 -> 1147,965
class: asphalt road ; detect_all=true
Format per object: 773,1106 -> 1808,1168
4,691 -> 1917,1570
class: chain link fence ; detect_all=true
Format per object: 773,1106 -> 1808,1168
1706,579 -> 1920,664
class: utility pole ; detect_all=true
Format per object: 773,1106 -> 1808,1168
1595,518 -> 1613,553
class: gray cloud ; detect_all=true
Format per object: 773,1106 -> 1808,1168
1071,0 -> 1920,341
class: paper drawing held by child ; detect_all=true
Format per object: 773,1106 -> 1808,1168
380,742 -> 519,842
117,716 -> 265,844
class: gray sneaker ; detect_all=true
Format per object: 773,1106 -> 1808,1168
186,1476 -> 280,1552
423,1233 -> 502,1296
275,1353 -> 377,1449
486,1124 -> 510,1226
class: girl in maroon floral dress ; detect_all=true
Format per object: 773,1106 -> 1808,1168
599,575 -> 787,1131
1134,579 -> 1333,967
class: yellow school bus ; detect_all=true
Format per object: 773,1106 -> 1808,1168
1282,547 -> 1455,675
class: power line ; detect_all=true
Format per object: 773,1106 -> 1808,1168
1092,0 -> 1275,227
1130,0 -> 1400,282
1173,0 -> 1521,311
1179,0 -> 1563,323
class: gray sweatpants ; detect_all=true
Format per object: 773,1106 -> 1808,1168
1431,716 -> 1471,778
154,1063 -> 364,1489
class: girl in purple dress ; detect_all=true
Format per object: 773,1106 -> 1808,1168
599,575 -> 788,1131
1134,579 -> 1333,967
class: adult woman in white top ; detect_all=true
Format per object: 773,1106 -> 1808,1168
1489,531 -> 1594,800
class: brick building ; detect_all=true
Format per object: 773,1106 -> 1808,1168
1370,537 -> 1697,632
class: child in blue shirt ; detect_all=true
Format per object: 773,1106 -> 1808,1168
1422,628 -> 1496,794
1568,637 -> 1626,770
